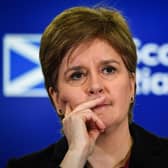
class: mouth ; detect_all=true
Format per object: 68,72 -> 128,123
92,103 -> 112,111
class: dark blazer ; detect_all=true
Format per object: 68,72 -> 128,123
7,123 -> 168,168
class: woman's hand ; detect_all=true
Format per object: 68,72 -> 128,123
60,96 -> 106,168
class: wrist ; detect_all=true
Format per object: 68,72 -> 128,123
60,147 -> 89,168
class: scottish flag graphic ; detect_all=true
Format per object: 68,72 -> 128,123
3,34 -> 47,97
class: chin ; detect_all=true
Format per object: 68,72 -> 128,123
104,118 -> 125,130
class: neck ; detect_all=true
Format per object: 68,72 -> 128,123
88,119 -> 132,167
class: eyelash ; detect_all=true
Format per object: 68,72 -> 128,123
101,65 -> 117,74
68,65 -> 117,81
69,71 -> 86,80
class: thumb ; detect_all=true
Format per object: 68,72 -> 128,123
88,128 -> 100,143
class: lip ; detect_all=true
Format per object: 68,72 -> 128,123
94,103 -> 110,108
92,102 -> 112,111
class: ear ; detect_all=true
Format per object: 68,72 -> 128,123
130,72 -> 136,98
48,86 -> 63,116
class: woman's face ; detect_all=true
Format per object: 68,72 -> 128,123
50,38 -> 135,129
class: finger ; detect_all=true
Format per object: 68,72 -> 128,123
64,103 -> 72,117
73,96 -> 105,113
94,117 -> 106,132
88,128 -> 100,142
85,111 -> 105,131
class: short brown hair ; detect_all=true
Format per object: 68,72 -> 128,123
39,6 -> 137,122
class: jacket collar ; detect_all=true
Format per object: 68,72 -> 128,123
129,123 -> 167,168
50,123 -> 167,167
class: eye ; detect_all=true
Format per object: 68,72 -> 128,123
65,68 -> 88,86
102,65 -> 116,74
69,71 -> 85,80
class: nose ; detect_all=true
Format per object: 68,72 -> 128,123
87,73 -> 104,96
89,87 -> 103,95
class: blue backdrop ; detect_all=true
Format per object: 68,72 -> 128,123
1,0 -> 168,167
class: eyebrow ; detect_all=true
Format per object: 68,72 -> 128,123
64,66 -> 83,76
100,59 -> 120,65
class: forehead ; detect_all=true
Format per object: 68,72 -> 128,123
65,38 -> 123,65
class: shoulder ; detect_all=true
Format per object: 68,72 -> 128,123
130,122 -> 168,148
131,122 -> 167,138
7,137 -> 68,168
130,123 -> 168,167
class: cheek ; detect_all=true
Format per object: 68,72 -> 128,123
110,79 -> 132,105
58,87 -> 86,110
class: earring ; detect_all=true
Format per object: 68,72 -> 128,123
58,109 -> 64,115
130,97 -> 134,103
58,109 -> 64,120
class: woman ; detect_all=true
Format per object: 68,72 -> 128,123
8,6 -> 168,168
